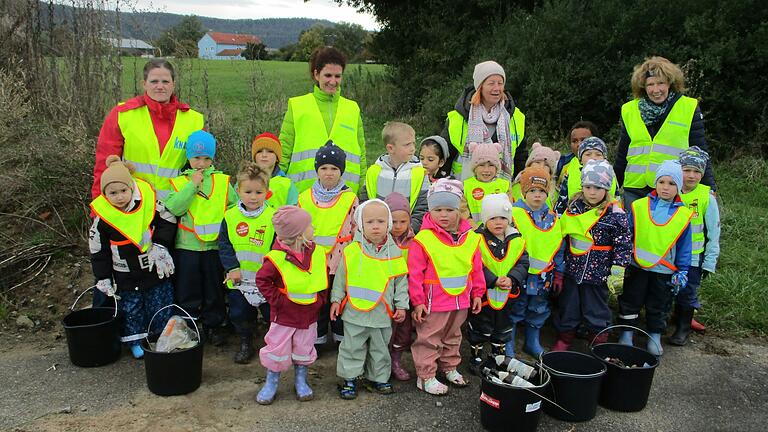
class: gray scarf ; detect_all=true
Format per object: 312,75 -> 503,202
311,179 -> 346,203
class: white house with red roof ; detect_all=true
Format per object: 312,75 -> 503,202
198,31 -> 262,60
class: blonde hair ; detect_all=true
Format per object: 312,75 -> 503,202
470,87 -> 508,106
569,191 -> 612,212
630,56 -> 687,99
381,121 -> 415,146
236,161 -> 270,188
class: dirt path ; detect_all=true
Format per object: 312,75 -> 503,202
2,325 -> 767,432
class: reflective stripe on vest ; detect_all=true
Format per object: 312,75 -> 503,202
565,157 -> 618,200
446,108 -> 526,177
170,173 -> 230,242
265,246 -> 328,305
680,184 -> 710,256
224,205 -> 276,287
118,105 -> 204,200
297,189 -> 356,255
90,178 -> 156,252
365,164 -> 425,211
413,229 -> 481,296
286,93 -> 363,194
267,176 -> 293,208
510,207 -> 564,274
479,237 -> 525,310
621,96 -> 697,189
560,205 -> 611,255
630,197 -> 693,270
463,177 -> 510,221
342,242 -> 407,312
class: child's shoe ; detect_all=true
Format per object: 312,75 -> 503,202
551,331 -> 576,352
390,350 -> 411,381
416,377 -> 448,395
339,379 -> 358,399
469,344 -> 484,375
647,333 -> 663,357
364,379 -> 394,394
523,326 -> 544,358
504,326 -> 517,358
130,344 -> 144,359
490,343 -> 506,358
294,365 -> 314,401
256,370 -> 280,405
234,335 -> 254,364
205,327 -> 227,347
618,330 -> 634,346
444,369 -> 469,387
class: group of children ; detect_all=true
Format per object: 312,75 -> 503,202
89,117 -> 720,403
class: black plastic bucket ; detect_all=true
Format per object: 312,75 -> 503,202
541,351 -> 606,422
142,304 -> 203,396
590,325 -> 660,412
479,360 -> 550,432
62,287 -> 122,367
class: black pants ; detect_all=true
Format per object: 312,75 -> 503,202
617,266 -> 674,333
467,304 -> 514,345
555,276 -> 611,333
227,289 -> 270,338
174,249 -> 226,328
316,275 -> 344,341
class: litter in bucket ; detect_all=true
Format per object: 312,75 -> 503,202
62,286 -> 122,368
142,304 -> 203,396
541,350 -> 606,422
479,359 -> 550,432
590,325 -> 659,412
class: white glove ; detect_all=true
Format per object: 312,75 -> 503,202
148,244 -> 175,279
96,279 -> 117,297
239,284 -> 266,307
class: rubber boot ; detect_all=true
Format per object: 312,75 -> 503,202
647,333 -> 663,356
669,306 -> 694,346
523,326 -> 544,358
234,334 -> 255,364
504,326 -> 516,358
256,370 -> 280,405
294,365 -> 314,401
491,343 -> 506,358
469,344 -> 484,374
618,330 -> 634,346
551,331 -> 576,352
588,330 -> 609,345
691,317 -> 706,332
390,350 -> 411,381
130,343 -> 144,359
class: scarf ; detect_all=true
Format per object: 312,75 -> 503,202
311,179 -> 346,203
465,101 -> 512,181
237,200 -> 266,218
638,91 -> 677,125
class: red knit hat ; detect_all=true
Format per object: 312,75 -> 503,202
251,132 -> 282,162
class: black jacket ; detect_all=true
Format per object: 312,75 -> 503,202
475,225 -> 530,291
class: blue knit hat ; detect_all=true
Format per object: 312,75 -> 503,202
679,146 -> 710,173
654,160 -> 683,193
186,130 -> 216,160
577,136 -> 607,161
314,140 -> 346,173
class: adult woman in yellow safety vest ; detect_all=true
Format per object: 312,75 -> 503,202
440,60 -> 528,182
279,46 -> 367,194
614,56 -> 716,211
92,59 -> 204,203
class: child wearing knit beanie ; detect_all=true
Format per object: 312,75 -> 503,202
509,142 -> 560,209
409,178 -> 487,395
254,205 -> 329,404
554,136 -> 617,216
463,142 -> 509,224
89,155 -> 178,359
251,132 -> 299,207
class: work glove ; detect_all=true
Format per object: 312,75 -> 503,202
96,278 -> 117,298
148,244 -> 175,279
550,271 -> 565,297
670,270 -> 688,296
239,284 -> 266,307
607,265 -> 626,295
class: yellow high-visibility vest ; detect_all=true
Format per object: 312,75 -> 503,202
446,108 -> 525,176
364,164 -> 425,211
560,205 -> 612,255
680,184 -> 711,256
510,207 -> 563,274
118,105 -> 204,201
341,242 -> 407,313
297,189 -> 356,255
286,93 -> 362,193
463,177 -> 510,222
631,197 -> 693,271
223,205 -> 276,286
621,96 -> 698,189
412,229 -> 481,296
267,176 -> 293,208
169,173 -> 230,242
479,237 -> 525,310
264,246 -> 328,305
90,178 -> 155,252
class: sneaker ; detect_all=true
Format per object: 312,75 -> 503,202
444,369 -> 469,387
416,377 -> 448,395
363,379 -> 394,394
339,379 -> 357,399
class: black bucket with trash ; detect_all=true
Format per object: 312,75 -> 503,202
540,350 -> 606,422
62,287 -> 123,367
591,325 -> 660,412
142,304 -> 203,396
479,356 -> 551,432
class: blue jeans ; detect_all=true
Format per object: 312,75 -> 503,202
675,266 -> 702,309
507,292 -> 550,328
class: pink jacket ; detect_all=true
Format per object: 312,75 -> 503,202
407,213 -> 486,312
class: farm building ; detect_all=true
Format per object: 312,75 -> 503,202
198,32 -> 262,60
105,38 -> 156,56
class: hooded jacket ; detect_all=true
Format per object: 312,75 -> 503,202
475,224 -> 530,291
407,213 -> 486,313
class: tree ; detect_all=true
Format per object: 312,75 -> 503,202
292,25 -> 327,61
155,15 -> 205,57
242,41 -> 268,60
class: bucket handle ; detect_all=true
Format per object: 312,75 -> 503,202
69,285 -> 118,318
536,351 -> 606,379
589,324 -> 662,356
145,303 -> 201,346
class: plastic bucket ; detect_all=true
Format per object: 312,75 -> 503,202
62,287 -> 122,367
590,325 -> 660,412
540,351 -> 606,422
142,304 -> 203,396
479,360 -> 550,432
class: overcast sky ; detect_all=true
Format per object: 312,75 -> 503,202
126,0 -> 379,30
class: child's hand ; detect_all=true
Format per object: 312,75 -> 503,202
471,297 -> 482,314
191,169 -> 204,187
329,302 -> 341,321
392,309 -> 406,323
226,270 -> 242,285
496,277 -> 512,289
412,304 -> 427,323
